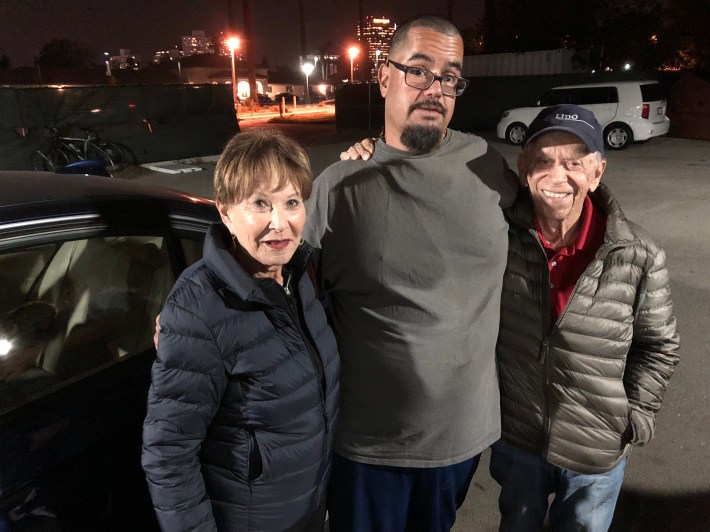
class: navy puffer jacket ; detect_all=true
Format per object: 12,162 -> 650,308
142,223 -> 340,531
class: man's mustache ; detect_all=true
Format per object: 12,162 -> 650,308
408,100 -> 445,115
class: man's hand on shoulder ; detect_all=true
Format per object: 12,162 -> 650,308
339,138 -> 377,161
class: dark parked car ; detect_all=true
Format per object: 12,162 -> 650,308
0,172 -> 218,530
256,94 -> 275,106
273,92 -> 303,105
308,91 -> 329,103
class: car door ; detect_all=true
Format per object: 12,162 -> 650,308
576,86 -> 618,127
0,210 -> 212,530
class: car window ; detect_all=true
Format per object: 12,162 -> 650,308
180,236 -> 205,267
577,87 -> 618,104
0,235 -> 174,413
539,88 -> 578,106
540,87 -> 619,106
640,83 -> 666,102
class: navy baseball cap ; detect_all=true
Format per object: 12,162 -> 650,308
523,104 -> 605,155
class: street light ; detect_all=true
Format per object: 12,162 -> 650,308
348,46 -> 359,82
301,61 -> 314,105
104,52 -> 111,77
227,37 -> 240,120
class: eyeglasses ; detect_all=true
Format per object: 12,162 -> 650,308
386,59 -> 468,97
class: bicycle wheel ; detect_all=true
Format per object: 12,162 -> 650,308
31,146 -> 72,171
87,141 -> 126,173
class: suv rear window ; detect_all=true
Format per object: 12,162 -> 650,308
640,83 -> 666,102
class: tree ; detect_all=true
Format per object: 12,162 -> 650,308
461,25 -> 484,55
0,53 -> 9,70
36,39 -> 92,68
485,0 -> 670,71
490,0 -> 568,53
662,0 -> 710,72
571,0 -> 668,71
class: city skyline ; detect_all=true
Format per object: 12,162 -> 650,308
1,0 -> 484,71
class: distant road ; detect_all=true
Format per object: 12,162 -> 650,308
238,104 -> 335,124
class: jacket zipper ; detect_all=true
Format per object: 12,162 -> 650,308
531,228 -> 625,457
281,279 -> 329,511
534,231 -> 553,455
282,285 -> 326,400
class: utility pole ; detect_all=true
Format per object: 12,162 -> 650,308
483,0 -> 496,52
241,0 -> 258,102
357,0 -> 365,82
299,0 -> 307,60
227,0 -> 235,33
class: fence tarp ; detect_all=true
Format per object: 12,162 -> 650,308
0,84 -> 239,170
335,71 -> 689,135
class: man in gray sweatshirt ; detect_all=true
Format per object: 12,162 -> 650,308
304,15 -> 518,531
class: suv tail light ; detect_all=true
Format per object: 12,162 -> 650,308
642,103 -> 650,119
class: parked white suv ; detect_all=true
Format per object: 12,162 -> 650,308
496,80 -> 670,150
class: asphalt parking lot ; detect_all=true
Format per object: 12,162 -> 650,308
127,128 -> 710,531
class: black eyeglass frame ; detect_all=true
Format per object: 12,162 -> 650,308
386,59 -> 469,97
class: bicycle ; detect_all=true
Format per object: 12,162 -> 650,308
31,127 -> 126,174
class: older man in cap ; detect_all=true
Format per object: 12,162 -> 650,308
491,104 -> 680,531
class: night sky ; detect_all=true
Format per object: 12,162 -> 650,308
1,0 -> 484,70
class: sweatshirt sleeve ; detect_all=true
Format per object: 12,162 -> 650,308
491,149 -> 521,210
141,298 -> 226,531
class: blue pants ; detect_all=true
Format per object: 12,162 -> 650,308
327,453 -> 480,532
489,440 -> 627,532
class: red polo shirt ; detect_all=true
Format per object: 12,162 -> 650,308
534,195 -> 606,325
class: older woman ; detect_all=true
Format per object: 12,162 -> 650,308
142,129 -> 340,531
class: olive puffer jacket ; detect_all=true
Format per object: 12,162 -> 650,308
142,224 -> 340,531
497,184 -> 679,475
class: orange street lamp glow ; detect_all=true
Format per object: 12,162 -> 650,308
348,46 -> 359,82
227,37 -> 240,52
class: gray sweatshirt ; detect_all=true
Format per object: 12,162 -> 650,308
304,130 -> 519,467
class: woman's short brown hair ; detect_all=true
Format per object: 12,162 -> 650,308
213,128 -> 312,206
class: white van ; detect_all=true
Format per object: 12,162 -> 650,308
496,80 -> 670,150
